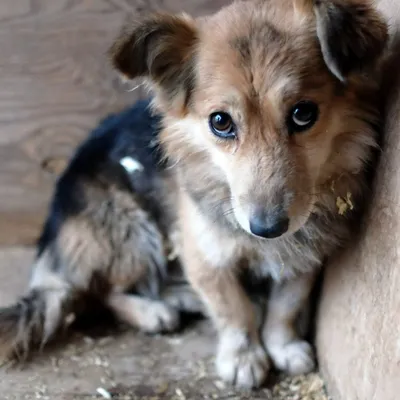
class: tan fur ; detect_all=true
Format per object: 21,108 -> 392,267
0,172 -> 198,362
109,0 -> 388,389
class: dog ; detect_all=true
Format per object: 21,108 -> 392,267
0,0 -> 388,390
0,98 -> 205,363
108,0 -> 388,389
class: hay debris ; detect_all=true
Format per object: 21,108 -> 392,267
271,373 -> 330,400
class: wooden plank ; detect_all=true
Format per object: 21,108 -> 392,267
0,0 -> 229,246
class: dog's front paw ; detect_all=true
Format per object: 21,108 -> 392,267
268,340 -> 315,376
139,301 -> 180,334
162,284 -> 206,314
216,329 -> 270,389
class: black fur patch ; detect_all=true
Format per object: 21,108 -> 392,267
37,99 -> 164,257
314,0 -> 388,81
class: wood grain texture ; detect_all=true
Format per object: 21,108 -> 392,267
0,0 -> 230,246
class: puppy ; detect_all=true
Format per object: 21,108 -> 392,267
110,0 -> 388,389
0,99 -> 203,362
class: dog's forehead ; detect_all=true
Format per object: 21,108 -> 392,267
197,16 -> 320,101
192,0 -> 335,112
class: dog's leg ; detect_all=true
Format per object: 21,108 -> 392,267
174,192 -> 270,388
186,261 -> 269,388
262,270 -> 317,375
161,282 -> 206,314
179,207 -> 269,387
106,292 -> 180,333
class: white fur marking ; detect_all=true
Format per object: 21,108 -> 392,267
119,157 -> 144,174
217,328 -> 270,388
267,340 -> 315,375
96,387 -> 112,399
232,203 -> 251,234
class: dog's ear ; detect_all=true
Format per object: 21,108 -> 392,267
110,13 -> 198,109
313,0 -> 388,82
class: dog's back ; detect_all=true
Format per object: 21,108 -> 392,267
0,98 -> 193,361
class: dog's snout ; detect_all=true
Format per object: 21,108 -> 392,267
249,208 -> 289,239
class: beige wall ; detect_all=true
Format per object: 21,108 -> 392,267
317,1 -> 400,398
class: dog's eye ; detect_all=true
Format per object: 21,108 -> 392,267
288,101 -> 319,133
209,112 -> 236,139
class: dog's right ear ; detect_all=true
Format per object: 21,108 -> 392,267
110,13 -> 198,110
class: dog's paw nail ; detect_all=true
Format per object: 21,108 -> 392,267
141,302 -> 180,333
216,341 -> 269,389
163,288 -> 205,314
269,340 -> 315,375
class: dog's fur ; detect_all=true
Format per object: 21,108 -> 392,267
0,0 -> 388,390
0,99 -> 204,362
109,0 -> 388,389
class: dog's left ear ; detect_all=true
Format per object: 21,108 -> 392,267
110,13 -> 198,110
313,0 -> 388,82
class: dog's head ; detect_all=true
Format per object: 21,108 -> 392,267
110,0 -> 388,239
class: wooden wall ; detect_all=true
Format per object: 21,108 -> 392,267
0,0 -> 228,246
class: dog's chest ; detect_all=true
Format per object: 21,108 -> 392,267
247,246 -> 293,281
245,238 -> 322,281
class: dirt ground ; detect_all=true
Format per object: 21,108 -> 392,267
0,248 -> 329,400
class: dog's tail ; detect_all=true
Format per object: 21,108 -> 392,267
0,261 -> 78,362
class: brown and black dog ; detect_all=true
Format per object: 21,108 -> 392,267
110,0 -> 388,388
0,0 -> 388,390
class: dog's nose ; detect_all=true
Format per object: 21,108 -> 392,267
249,208 -> 289,239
